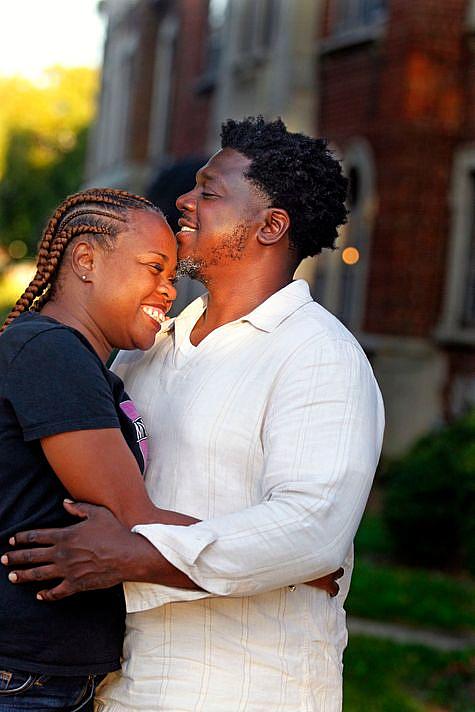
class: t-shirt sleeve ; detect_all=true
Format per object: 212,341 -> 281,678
4,328 -> 120,441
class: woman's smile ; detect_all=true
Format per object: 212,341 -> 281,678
141,304 -> 168,329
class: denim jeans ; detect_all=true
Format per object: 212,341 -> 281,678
0,668 -> 103,710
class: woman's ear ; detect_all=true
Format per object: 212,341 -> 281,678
70,240 -> 95,282
256,208 -> 290,246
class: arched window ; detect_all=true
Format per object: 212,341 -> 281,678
148,14 -> 179,163
314,139 -> 376,331
438,147 -> 475,343
93,20 -> 137,173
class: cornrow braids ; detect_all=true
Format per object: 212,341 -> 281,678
1,188 -> 161,333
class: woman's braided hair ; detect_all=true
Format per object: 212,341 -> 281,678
1,188 -> 161,333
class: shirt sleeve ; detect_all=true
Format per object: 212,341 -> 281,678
5,329 -> 120,441
132,337 -> 385,597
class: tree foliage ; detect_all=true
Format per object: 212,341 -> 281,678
383,410 -> 475,574
0,67 -> 97,258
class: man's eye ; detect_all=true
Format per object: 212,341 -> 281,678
202,192 -> 217,199
151,264 -> 164,272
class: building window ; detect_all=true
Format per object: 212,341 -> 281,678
94,29 -> 136,172
320,0 -> 388,54
236,0 -> 277,62
462,173 -> 475,327
331,0 -> 387,35
467,0 -> 475,31
338,166 -> 364,324
438,151 -> 475,343
315,139 -> 376,331
148,14 -> 178,162
206,0 -> 228,76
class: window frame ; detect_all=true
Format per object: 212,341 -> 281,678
320,0 -> 387,54
437,146 -> 475,345
314,138 -> 377,332
233,0 -> 277,71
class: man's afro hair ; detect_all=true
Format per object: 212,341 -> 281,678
220,116 -> 348,258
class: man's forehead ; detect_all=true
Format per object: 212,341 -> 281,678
199,148 -> 251,181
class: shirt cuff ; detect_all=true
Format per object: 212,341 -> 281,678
127,523 -> 219,611
123,581 -> 215,613
133,522 -> 217,564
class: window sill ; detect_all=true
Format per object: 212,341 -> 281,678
319,22 -> 386,55
435,325 -> 475,347
232,52 -> 268,79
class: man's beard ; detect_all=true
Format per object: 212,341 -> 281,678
208,222 -> 249,265
177,222 -> 250,283
176,257 -> 204,280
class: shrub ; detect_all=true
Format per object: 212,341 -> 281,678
382,411 -> 475,573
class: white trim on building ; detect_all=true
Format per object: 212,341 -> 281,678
311,138 -> 376,332
437,144 -> 475,345
148,13 -> 179,165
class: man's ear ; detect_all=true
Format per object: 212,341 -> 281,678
70,240 -> 95,281
256,208 -> 290,246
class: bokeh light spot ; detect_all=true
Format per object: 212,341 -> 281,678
8,240 -> 28,260
342,247 -> 360,265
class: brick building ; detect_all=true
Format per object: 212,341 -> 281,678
317,0 -> 475,453
85,0 -> 475,454
85,0 -> 212,191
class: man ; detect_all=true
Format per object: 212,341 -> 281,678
5,117 -> 384,710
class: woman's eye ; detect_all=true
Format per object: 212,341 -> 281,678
151,264 -> 164,272
202,192 -> 217,199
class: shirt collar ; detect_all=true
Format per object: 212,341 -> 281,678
157,291 -> 207,334
164,279 -> 313,336
241,280 -> 313,332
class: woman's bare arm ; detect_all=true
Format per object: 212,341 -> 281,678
41,428 -> 199,529
38,429 -> 340,595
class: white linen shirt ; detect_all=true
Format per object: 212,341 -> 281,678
96,279 -> 384,712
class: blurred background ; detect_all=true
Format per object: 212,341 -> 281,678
1,0 -> 474,708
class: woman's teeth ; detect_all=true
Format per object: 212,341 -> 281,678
141,305 -> 166,324
180,226 -> 196,232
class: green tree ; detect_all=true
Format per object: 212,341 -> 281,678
0,67 -> 97,258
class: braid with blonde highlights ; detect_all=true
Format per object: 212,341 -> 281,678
1,188 -> 161,333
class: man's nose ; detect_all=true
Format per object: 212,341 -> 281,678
176,189 -> 196,212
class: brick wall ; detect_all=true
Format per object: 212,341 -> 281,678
128,1 -> 160,163
167,0 -> 212,159
319,0 -> 469,338
103,0 -> 212,169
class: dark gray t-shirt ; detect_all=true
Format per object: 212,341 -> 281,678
0,311 -> 149,675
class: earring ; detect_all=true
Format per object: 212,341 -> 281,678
81,275 -> 87,281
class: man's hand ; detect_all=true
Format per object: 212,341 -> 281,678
1,500 -> 344,601
1,501 -> 158,601
304,568 -> 344,597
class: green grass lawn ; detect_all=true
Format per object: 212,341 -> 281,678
345,512 -> 475,708
344,636 -> 475,711
347,559 -> 475,632
348,513 -> 475,633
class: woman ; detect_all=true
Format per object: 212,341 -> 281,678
0,188 -> 196,710
0,187 -> 339,710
